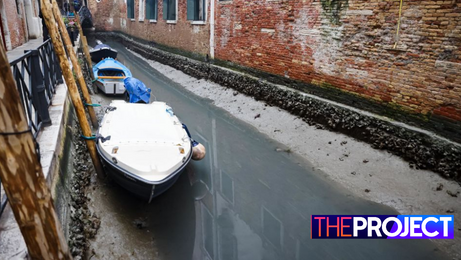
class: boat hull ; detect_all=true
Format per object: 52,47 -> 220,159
96,143 -> 192,202
94,80 -> 126,95
90,48 -> 117,62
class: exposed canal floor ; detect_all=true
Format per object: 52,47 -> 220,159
87,41 -> 450,260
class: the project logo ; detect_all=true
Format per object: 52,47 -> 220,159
311,215 -> 454,239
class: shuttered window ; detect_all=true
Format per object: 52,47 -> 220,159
127,0 -> 135,19
187,0 -> 205,21
146,0 -> 158,20
162,0 -> 177,21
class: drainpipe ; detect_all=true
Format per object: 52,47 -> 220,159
209,0 -> 215,59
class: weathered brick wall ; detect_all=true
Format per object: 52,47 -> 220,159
215,0 -> 461,123
4,0 -> 27,49
90,0 -> 461,125
89,0 -> 211,55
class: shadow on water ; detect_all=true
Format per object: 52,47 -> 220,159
91,39 -> 449,260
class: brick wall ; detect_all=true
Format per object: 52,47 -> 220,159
90,0 -> 461,124
3,0 -> 27,49
215,0 -> 461,122
89,0 -> 211,55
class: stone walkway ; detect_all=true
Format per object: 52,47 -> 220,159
6,37 -> 44,62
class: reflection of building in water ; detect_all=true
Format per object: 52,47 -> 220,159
189,118 -> 310,260
185,107 -> 444,260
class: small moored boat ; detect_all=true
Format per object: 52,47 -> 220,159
90,43 -> 118,62
96,100 -> 197,202
93,58 -> 132,95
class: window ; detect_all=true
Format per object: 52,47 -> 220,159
187,0 -> 205,21
127,0 -> 135,19
163,0 -> 177,21
146,0 -> 158,20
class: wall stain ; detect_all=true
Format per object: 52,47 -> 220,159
320,0 -> 348,25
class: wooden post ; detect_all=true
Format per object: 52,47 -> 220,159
50,0 -> 98,128
0,35 -> 72,260
81,35 -> 93,78
71,4 -> 93,76
40,0 -> 104,177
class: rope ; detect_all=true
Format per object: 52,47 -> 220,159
80,134 -> 111,143
80,134 -> 96,140
0,128 -> 41,160
182,124 -> 199,147
84,103 -> 101,107
0,129 -> 32,136
393,0 -> 404,49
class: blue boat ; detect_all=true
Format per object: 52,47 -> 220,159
93,58 -> 132,95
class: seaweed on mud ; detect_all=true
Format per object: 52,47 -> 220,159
67,60 -> 100,260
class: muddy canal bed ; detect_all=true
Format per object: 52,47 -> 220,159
81,41 -> 455,260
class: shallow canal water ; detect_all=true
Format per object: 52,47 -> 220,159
87,40 -> 448,260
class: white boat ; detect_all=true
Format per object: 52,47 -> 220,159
96,100 -> 193,202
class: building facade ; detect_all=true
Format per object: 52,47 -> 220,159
0,0 -> 42,50
89,0 -> 212,55
90,0 -> 461,124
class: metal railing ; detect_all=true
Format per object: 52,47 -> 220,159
0,39 -> 62,218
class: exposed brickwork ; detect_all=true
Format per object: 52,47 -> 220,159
90,0 -> 461,127
215,0 -> 461,123
3,0 -> 27,49
89,0 -> 211,55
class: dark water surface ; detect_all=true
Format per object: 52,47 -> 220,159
90,40 -> 448,260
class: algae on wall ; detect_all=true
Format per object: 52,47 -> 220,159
320,0 -> 349,25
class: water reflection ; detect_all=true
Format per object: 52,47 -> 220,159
94,40 -> 447,260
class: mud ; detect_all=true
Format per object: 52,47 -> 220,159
67,60 -> 100,260
67,121 -> 100,260
94,32 -> 460,182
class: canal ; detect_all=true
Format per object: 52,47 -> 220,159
87,40 -> 448,260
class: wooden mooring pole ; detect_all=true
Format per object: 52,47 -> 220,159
40,0 -> 104,177
0,36 -> 72,260
71,4 -> 93,78
50,0 -> 98,128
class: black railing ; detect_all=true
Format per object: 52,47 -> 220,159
0,190 -> 6,217
9,39 -> 63,138
0,39 -> 62,218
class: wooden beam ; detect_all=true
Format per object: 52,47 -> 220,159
81,35 -> 93,78
71,4 -> 93,77
40,0 -> 104,177
50,0 -> 98,128
0,31 -> 72,260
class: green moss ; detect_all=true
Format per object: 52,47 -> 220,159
320,0 -> 349,25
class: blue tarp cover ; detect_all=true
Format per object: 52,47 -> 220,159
124,77 -> 151,103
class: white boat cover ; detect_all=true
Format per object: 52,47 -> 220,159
98,100 -> 192,182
